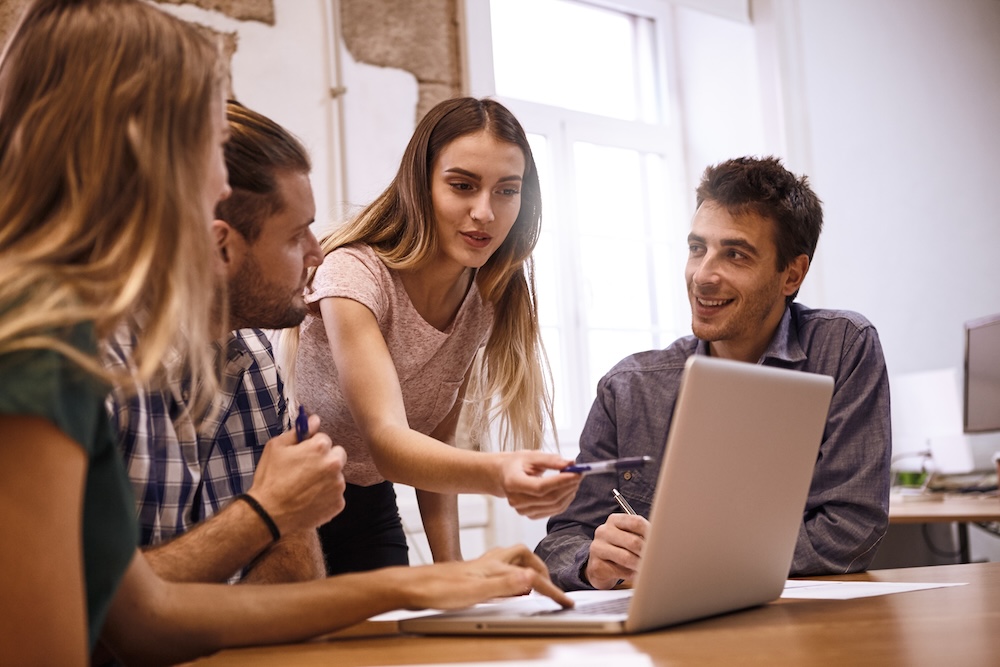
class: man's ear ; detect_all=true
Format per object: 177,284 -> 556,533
782,254 -> 810,297
211,219 -> 245,275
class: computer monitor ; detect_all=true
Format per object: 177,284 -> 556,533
964,313 -> 1000,433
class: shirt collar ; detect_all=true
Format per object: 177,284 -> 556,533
693,305 -> 806,364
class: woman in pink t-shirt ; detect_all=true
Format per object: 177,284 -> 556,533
287,97 -> 582,573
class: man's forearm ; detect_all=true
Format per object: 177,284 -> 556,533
242,530 -> 326,584
142,499 -> 274,583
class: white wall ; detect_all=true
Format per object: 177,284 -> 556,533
158,0 -> 344,227
779,0 -> 1000,377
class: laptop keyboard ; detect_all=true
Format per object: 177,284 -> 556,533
534,595 -> 631,616
573,596 -> 631,615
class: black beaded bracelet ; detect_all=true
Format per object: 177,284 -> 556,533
236,493 -> 280,544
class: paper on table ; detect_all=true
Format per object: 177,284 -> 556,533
368,657 -> 654,667
781,579 -> 966,600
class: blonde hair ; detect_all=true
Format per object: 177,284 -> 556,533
0,0 -> 223,404
281,97 -> 554,451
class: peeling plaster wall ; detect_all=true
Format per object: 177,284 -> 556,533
157,0 -> 276,24
0,0 -> 455,224
340,0 -> 462,122
0,2 -> 21,40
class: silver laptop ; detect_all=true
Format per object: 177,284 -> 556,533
400,355 -> 834,635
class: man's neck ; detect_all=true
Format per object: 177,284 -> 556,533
706,306 -> 786,363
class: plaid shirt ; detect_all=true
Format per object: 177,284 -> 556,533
106,328 -> 289,553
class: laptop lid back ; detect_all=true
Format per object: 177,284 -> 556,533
624,355 -> 833,632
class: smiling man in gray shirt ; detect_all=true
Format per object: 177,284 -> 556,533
536,156 -> 890,591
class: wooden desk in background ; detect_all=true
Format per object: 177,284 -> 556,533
188,562 -> 1000,667
889,493 -> 1000,562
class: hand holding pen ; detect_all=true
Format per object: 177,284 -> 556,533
584,487 -> 647,590
244,403 -> 347,537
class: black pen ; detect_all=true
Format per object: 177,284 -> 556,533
563,455 -> 652,476
295,405 -> 309,443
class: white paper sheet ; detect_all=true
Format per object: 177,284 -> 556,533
780,579 -> 966,600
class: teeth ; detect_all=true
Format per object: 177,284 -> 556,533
698,298 -> 729,307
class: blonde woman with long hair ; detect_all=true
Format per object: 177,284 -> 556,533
287,97 -> 583,574
0,2 -> 569,664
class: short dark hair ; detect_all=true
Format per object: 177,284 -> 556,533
696,156 -> 823,276
213,100 -> 311,243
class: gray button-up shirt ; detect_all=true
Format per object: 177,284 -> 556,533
536,303 -> 891,590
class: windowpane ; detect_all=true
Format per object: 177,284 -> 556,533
533,233 -> 559,328
652,243 -> 692,344
573,142 -> 645,238
491,0 -> 648,120
540,326 -> 570,432
528,134 -> 559,329
579,235 -> 652,330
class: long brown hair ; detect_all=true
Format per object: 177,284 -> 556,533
285,97 -> 554,451
0,0 -> 224,403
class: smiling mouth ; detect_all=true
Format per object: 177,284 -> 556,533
696,297 -> 733,307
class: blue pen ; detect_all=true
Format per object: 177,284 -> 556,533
295,405 -> 309,443
562,455 -> 652,476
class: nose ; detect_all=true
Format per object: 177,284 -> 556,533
304,227 -> 323,268
471,192 -> 495,224
691,250 -> 722,287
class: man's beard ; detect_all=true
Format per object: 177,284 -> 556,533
228,256 -> 307,331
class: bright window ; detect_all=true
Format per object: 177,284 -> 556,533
489,0 -> 658,122
465,0 -> 692,453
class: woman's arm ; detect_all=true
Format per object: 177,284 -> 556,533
101,544 -> 571,666
0,416 -> 89,665
416,369 -> 470,562
0,417 -> 571,667
318,297 -> 580,517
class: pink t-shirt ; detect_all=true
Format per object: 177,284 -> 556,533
297,244 -> 493,486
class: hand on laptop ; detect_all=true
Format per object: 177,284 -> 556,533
585,513 -> 649,589
398,545 -> 574,609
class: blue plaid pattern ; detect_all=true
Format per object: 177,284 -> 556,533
106,328 -> 289,551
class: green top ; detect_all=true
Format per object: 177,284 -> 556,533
0,322 -> 137,650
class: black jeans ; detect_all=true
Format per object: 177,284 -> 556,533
317,480 -> 409,575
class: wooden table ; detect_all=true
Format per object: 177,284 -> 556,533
188,562 -> 1000,667
889,493 -> 1000,562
